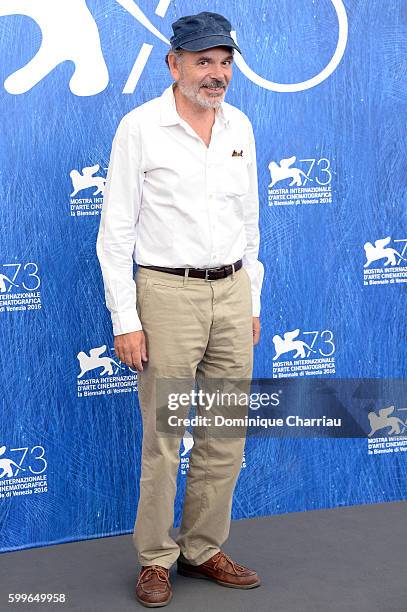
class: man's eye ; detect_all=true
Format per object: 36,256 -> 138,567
199,61 -> 208,66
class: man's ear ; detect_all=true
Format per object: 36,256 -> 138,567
167,52 -> 181,81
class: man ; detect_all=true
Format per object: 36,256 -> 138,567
96,11 -> 264,608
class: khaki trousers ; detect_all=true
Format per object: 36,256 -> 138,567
132,265 -> 253,569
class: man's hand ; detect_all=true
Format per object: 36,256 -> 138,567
114,330 -> 148,372
252,317 -> 261,345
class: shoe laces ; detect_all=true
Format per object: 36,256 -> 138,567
212,551 -> 247,575
137,565 -> 170,587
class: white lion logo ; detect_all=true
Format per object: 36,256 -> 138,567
0,0 -> 109,96
272,329 -> 316,360
367,406 -> 407,437
70,164 -> 106,197
0,0 -> 169,96
0,2 -> 348,95
77,345 -> 123,378
268,156 -> 312,188
364,237 -> 406,268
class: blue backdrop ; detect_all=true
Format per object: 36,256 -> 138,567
1,0 -> 406,552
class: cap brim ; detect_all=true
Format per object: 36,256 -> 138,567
176,34 -> 241,54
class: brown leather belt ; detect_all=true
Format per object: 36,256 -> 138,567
138,259 -> 242,281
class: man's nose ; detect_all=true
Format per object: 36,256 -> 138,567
209,64 -> 225,80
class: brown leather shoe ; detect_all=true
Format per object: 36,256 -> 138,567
177,550 -> 261,589
135,565 -> 172,607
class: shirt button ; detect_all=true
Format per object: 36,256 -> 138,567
209,194 -> 213,199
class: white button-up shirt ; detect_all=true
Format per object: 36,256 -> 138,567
96,84 -> 264,335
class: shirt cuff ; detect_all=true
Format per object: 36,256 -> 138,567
111,309 -> 142,336
251,293 -> 261,318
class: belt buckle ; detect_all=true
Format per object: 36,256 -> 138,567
204,266 -> 221,281
203,265 -> 223,281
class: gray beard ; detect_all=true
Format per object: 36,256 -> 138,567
177,80 -> 225,109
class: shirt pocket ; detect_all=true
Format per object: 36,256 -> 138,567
215,157 -> 250,196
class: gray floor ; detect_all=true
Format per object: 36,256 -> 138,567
1,501 -> 406,612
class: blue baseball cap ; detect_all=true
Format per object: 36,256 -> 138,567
170,11 -> 241,54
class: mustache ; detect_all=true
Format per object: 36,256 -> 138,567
200,80 -> 226,89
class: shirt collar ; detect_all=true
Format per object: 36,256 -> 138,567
159,83 -> 231,128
